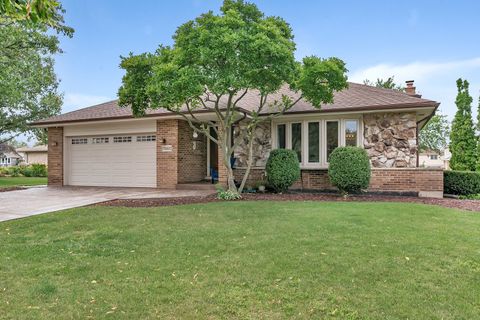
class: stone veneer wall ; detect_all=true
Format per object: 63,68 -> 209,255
363,112 -> 417,168
47,127 -> 64,186
233,121 -> 271,168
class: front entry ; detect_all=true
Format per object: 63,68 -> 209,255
207,126 -> 218,178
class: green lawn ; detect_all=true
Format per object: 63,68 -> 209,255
0,201 -> 479,319
0,176 -> 47,188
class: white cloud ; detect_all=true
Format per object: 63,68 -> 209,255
349,57 -> 480,84
63,93 -> 112,113
350,57 -> 480,121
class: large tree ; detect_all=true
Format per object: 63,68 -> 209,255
449,79 -> 476,171
118,0 -> 348,193
418,113 -> 449,152
0,0 -> 72,144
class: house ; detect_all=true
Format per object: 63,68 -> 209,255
419,148 -> 451,169
31,80 -> 443,198
16,145 -> 48,165
0,144 -> 22,167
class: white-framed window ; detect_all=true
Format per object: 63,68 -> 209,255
430,155 -> 438,160
92,137 -> 109,144
136,135 -> 156,142
326,120 -> 339,162
71,138 -> 88,145
273,117 -> 362,168
113,136 -> 132,143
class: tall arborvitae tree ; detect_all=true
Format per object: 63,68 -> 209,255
449,79 -> 477,171
476,95 -> 480,171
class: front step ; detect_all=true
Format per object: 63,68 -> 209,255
176,183 -> 217,191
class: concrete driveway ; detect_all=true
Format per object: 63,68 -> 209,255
0,186 -> 213,222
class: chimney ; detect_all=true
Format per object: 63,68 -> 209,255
405,80 -> 421,97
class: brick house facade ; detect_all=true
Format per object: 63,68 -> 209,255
36,81 -> 443,197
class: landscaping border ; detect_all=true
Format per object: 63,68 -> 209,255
97,192 -> 480,212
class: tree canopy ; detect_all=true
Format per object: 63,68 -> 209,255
363,76 -> 404,91
0,0 -> 72,144
118,0 -> 348,193
419,113 -> 449,152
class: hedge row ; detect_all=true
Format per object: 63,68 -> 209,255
444,170 -> 480,195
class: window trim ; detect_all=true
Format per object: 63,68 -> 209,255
272,116 -> 363,168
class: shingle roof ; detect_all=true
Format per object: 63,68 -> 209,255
16,145 -> 48,152
32,82 -> 439,125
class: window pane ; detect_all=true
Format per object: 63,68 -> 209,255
326,121 -> 338,161
277,124 -> 286,148
308,122 -> 319,162
291,123 -> 302,162
345,120 -> 358,146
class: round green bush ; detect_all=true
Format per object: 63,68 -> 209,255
444,170 -> 480,195
328,146 -> 371,194
266,149 -> 300,193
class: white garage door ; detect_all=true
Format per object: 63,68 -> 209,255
66,134 -> 156,187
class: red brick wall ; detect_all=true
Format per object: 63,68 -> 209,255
233,167 -> 443,196
47,127 -> 63,186
177,121 -> 207,183
156,119 -> 179,188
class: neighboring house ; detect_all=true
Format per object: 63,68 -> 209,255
16,145 -> 48,165
32,80 -> 444,197
419,148 -> 450,170
0,144 -> 22,167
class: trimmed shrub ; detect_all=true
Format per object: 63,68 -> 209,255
30,164 -> 47,177
328,146 -> 371,195
444,170 -> 480,195
266,149 -> 300,193
7,166 -> 22,177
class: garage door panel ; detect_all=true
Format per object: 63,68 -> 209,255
67,135 -> 156,187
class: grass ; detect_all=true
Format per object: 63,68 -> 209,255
0,201 -> 479,319
0,176 -> 47,188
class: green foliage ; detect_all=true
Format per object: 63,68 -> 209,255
328,147 -> 371,195
3,164 -> 47,177
20,164 -> 47,177
458,193 -> 480,200
419,113 -> 450,152
0,0 -> 74,36
0,22 -> 63,143
6,166 -> 21,177
118,0 -> 348,192
265,149 -> 300,193
363,76 -> 405,91
443,170 -> 480,195
476,96 -> 480,171
216,189 -> 242,200
449,79 -> 477,171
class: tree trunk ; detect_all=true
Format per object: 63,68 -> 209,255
238,131 -> 254,193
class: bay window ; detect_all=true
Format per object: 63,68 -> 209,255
326,121 -> 339,161
308,122 -> 320,163
277,124 -> 286,148
273,118 -> 361,167
345,120 -> 358,147
291,123 -> 302,162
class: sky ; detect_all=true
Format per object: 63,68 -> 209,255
54,0 -> 480,125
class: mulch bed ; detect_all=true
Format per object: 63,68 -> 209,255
98,192 -> 480,212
